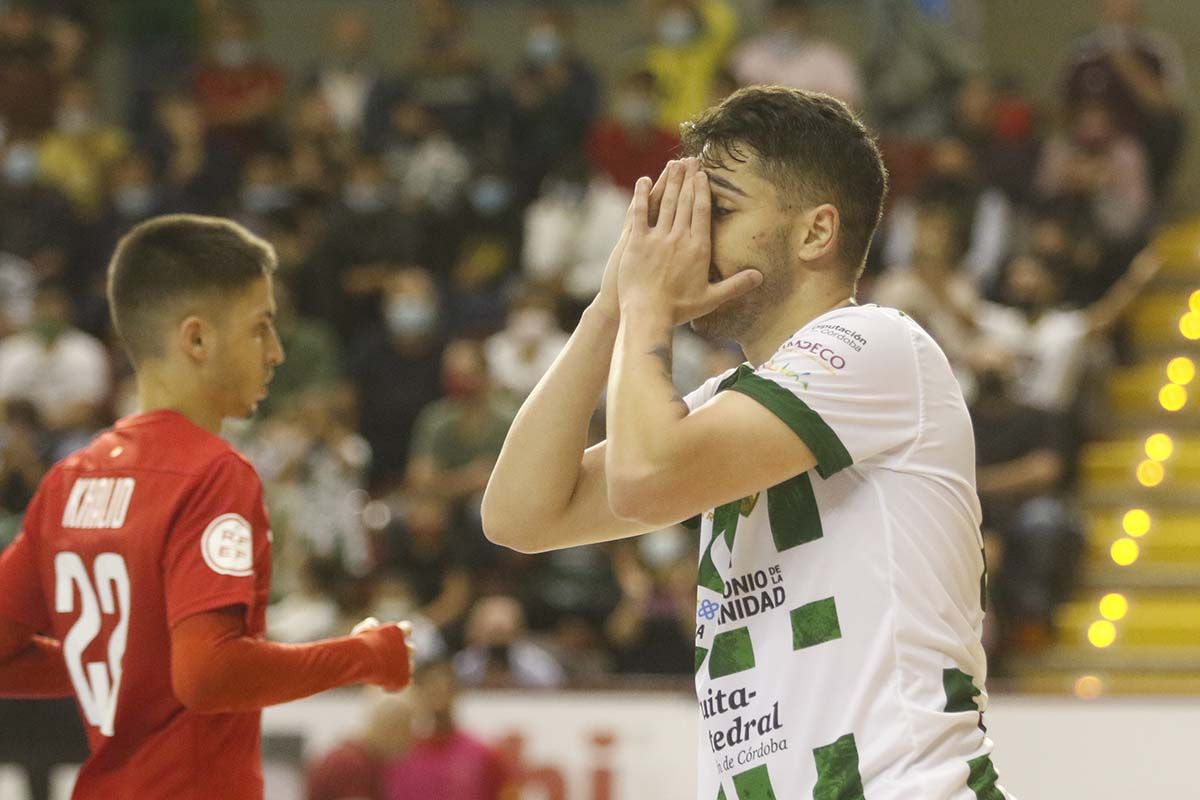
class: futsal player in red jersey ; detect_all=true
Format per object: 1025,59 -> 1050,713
0,215 -> 414,799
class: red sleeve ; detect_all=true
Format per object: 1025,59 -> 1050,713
0,497 -> 51,631
170,609 -> 411,714
0,617 -> 72,698
163,454 -> 269,628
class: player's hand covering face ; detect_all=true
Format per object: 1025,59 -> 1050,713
615,158 -> 762,325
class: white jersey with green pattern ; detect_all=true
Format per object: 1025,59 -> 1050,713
684,304 -> 1013,800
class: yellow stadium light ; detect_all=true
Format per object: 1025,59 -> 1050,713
1145,433 -> 1174,462
1122,508 -> 1151,538
1191,289 -> 1200,314
1074,674 -> 1104,700
1099,593 -> 1129,621
1181,312 -> 1200,340
1167,357 -> 1196,386
1159,383 -> 1187,412
1136,460 -> 1165,487
1111,538 -> 1141,567
1088,620 -> 1117,648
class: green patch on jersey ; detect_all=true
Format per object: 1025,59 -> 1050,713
720,371 -> 853,480
709,626 -> 756,678
695,646 -> 709,675
766,472 -> 823,551
967,753 -> 1004,800
716,787 -> 728,800
943,667 -> 982,713
790,596 -> 842,650
732,764 -> 776,799
812,733 -> 866,800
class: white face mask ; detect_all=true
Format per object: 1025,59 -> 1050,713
657,8 -> 698,46
526,26 -> 563,65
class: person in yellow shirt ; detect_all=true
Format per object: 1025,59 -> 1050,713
37,79 -> 129,219
645,0 -> 738,128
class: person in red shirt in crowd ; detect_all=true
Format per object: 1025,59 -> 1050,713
0,214 -> 413,800
306,691 -> 416,800
383,659 -> 517,800
191,6 -> 285,159
586,70 -> 680,192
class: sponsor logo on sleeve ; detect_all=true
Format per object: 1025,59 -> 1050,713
200,513 -> 255,577
810,323 -> 867,352
790,339 -> 847,371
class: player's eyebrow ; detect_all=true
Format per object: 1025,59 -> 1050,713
706,172 -> 749,198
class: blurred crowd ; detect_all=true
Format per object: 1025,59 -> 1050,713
0,0 -> 1187,729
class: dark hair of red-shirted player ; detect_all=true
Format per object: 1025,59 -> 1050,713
107,214 -> 284,432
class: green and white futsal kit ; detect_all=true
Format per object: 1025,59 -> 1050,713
684,304 -> 1013,800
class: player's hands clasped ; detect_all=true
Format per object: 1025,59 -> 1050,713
352,617 -> 415,692
615,158 -> 762,326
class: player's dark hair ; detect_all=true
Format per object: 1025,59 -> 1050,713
680,85 -> 888,280
107,214 -> 276,364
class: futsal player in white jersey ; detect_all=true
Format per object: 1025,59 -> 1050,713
483,86 -> 1013,800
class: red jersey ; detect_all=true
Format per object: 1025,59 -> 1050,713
0,410 -> 272,799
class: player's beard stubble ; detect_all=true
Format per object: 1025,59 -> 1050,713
690,224 -> 795,345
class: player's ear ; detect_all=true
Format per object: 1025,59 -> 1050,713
176,315 -> 211,365
795,203 -> 839,263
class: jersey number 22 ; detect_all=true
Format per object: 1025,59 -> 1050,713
55,551 -> 130,737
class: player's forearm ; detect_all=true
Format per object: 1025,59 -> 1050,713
172,613 -> 407,713
0,636 -> 74,698
482,303 -> 619,549
605,299 -> 688,519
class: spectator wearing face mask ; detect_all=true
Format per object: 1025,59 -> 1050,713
645,0 -> 738,127
0,281 -> 109,455
585,70 -> 679,192
306,152 -> 422,339
732,0 -> 862,108
522,156 -> 630,323
307,690 -> 416,800
37,78 -> 129,220
506,4 -> 601,205
606,530 -> 697,675
406,339 -> 516,515
346,267 -> 445,493
484,286 -> 569,399
234,150 -> 296,232
192,6 -> 285,162
0,138 -> 79,287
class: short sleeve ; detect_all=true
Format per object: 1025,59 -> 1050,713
683,366 -> 742,413
163,454 -> 270,628
0,525 -> 49,631
721,310 -> 920,479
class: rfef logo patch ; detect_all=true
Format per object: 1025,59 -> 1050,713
200,513 -> 254,577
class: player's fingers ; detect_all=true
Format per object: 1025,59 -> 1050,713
396,620 -> 413,637
673,162 -> 697,234
692,171 -> 711,241
351,616 -> 381,635
655,161 -> 685,229
631,176 -> 651,233
647,160 -> 674,223
701,269 -> 763,313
